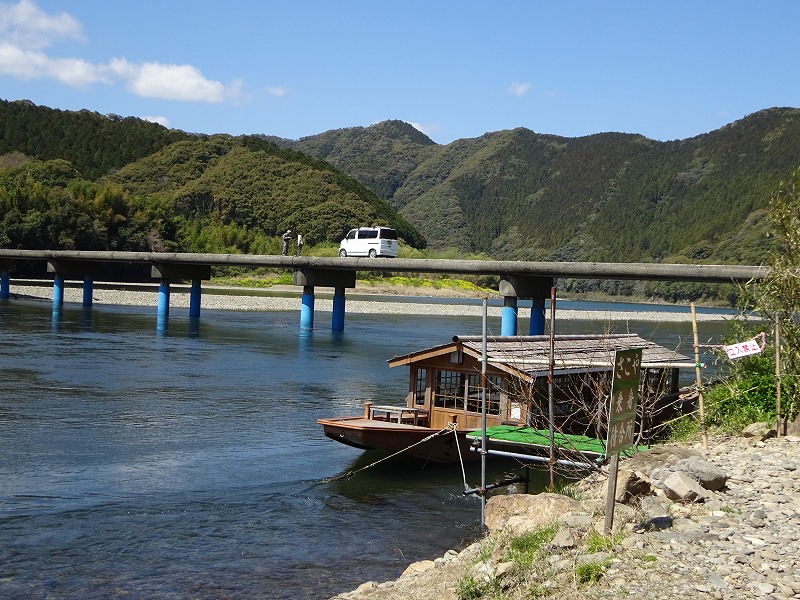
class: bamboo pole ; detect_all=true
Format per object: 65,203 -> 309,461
775,317 -> 782,437
690,302 -> 708,449
547,286 -> 557,489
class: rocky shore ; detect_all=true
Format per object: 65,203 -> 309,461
333,431 -> 800,600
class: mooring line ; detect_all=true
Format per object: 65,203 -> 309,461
311,424 -> 458,485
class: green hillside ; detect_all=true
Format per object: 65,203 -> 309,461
280,108 -> 800,265
3,98 -> 799,286
0,100 -> 426,254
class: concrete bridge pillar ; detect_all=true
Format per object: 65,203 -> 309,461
157,280 -> 170,331
293,269 -> 356,332
301,286 -> 315,330
0,259 -> 12,300
332,287 -> 346,331
48,260 -> 105,308
53,276 -> 65,310
82,275 -> 94,307
499,276 -> 554,336
501,296 -> 518,336
151,263 -> 212,327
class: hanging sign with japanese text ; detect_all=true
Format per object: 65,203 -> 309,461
605,348 -> 642,456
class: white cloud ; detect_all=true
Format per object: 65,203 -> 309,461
266,85 -> 287,97
0,0 -> 245,104
115,60 -> 227,103
0,0 -> 84,50
142,115 -> 171,127
508,81 -> 532,97
0,41 -> 106,86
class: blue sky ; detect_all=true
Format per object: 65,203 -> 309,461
1,0 -> 798,144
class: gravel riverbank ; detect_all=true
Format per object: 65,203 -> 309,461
11,282 -> 731,321
333,434 -> 800,600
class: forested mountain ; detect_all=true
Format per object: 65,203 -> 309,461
0,99 -> 425,254
3,98 -> 799,276
0,99 -> 191,179
273,108 -> 800,266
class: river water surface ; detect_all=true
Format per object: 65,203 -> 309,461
0,295 -> 732,599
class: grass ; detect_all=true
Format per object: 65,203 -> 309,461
584,529 -> 623,553
575,559 -> 610,584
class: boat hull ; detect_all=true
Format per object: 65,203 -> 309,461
317,416 -> 478,463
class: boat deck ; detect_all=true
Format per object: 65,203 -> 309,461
317,416 -> 429,430
467,425 -> 648,458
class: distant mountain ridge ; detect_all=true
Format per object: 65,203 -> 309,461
269,108 -> 800,265
2,98 -> 799,269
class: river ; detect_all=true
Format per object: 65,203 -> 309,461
0,294 -> 734,599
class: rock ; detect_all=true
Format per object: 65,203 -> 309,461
484,492 -> 580,534
786,413 -> 800,437
615,467 -> 653,502
742,421 -> 777,441
550,529 -> 577,549
674,457 -> 728,490
638,495 -> 671,520
662,471 -> 710,502
401,560 -> 435,577
623,445 -> 703,478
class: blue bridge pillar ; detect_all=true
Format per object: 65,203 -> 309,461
500,276 -> 554,337
53,276 -> 65,309
0,270 -> 9,300
293,268 -> 356,332
501,296 -> 518,336
530,298 -> 546,335
151,263 -> 211,326
301,286 -> 315,330
82,275 -> 93,307
332,287 -> 346,331
157,280 -> 170,330
189,279 -> 202,319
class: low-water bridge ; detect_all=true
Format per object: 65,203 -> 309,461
0,249 -> 768,334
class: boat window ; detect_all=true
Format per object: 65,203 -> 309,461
414,368 -> 427,406
466,373 -> 501,415
434,370 -> 466,410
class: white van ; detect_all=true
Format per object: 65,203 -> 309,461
338,227 -> 399,258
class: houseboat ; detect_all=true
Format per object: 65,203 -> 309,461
317,334 -> 694,463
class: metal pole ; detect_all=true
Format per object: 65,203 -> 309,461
690,302 -> 708,449
480,298 -> 488,530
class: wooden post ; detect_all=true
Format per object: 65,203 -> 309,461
690,303 -> 708,449
604,453 -> 619,535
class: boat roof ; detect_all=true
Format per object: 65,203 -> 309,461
387,334 -> 694,381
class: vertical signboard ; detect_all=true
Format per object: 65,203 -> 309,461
606,348 -> 642,456
604,347 -> 642,534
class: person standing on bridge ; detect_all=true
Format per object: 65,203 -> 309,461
296,232 -> 304,256
281,229 -> 292,255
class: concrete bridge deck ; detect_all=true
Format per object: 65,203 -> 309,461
0,249 -> 768,333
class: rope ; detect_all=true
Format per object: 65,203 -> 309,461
313,424 -> 458,484
451,423 -> 471,491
